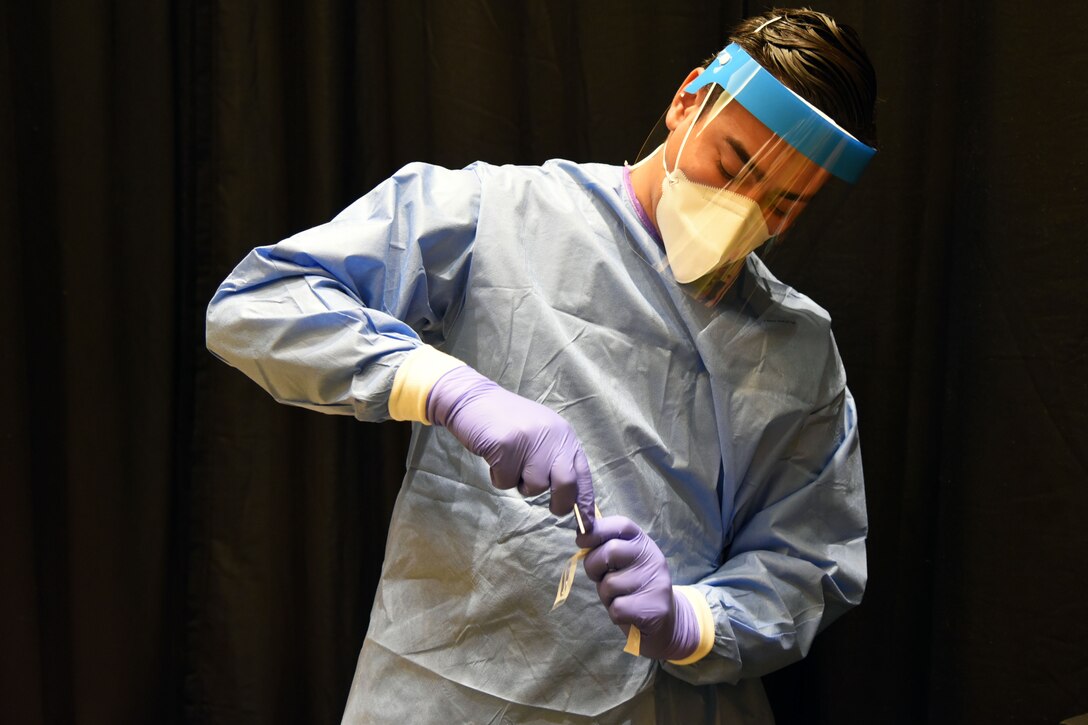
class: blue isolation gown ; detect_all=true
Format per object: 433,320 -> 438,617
206,160 -> 867,723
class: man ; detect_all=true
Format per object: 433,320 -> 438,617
207,8 -> 876,723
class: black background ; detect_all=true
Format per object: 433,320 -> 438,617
2,1 -> 1086,723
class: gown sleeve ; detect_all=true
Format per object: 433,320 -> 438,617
205,162 -> 480,421
664,333 -> 868,686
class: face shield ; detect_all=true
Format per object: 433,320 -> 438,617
638,43 -> 875,300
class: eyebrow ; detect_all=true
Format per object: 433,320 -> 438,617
726,136 -> 816,203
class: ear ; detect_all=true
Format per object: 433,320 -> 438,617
665,68 -> 706,131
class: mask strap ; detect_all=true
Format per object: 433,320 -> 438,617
664,88 -> 716,175
668,59 -> 763,174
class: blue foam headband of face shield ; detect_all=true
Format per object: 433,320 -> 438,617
684,43 -> 875,183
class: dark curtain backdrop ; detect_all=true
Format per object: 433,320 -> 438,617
2,1 -> 1086,723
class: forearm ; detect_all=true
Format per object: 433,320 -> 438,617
663,542 -> 865,684
666,388 -> 867,684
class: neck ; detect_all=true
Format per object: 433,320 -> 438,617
628,145 -> 665,234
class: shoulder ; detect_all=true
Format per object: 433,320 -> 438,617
464,160 -> 626,228
469,158 -> 622,191
344,159 -> 622,200
332,162 -> 484,222
742,255 -> 835,342
713,256 -> 847,403
746,255 -> 831,320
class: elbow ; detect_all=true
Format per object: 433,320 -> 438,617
205,300 -> 225,360
204,290 -> 251,370
820,539 -> 867,629
205,291 -> 229,353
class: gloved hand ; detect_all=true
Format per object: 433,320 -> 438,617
427,365 -> 595,531
577,515 -> 701,661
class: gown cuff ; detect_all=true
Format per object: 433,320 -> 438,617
667,586 -> 716,665
388,345 -> 467,423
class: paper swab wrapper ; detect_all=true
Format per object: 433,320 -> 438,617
550,504 -> 643,655
550,548 -> 589,612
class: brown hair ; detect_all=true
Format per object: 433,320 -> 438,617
725,8 -> 877,146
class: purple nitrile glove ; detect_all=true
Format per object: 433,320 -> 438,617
577,515 -> 701,661
427,365 -> 595,531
